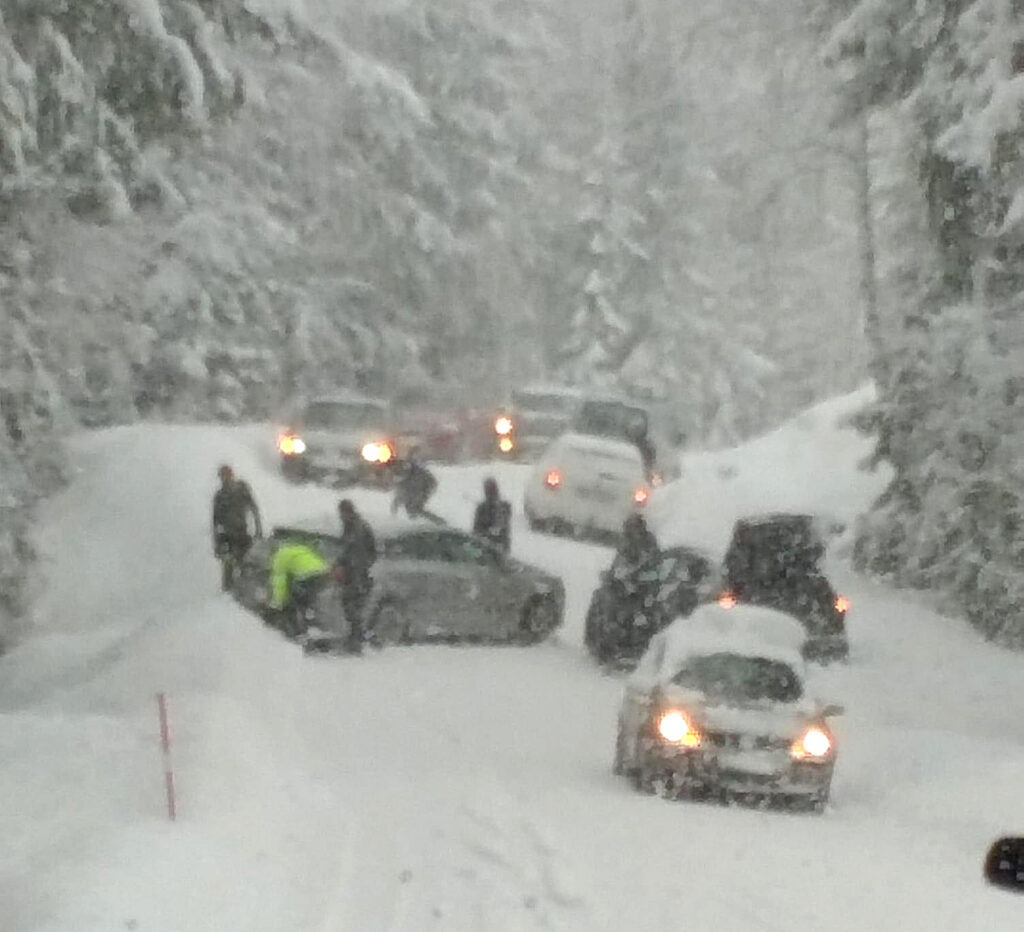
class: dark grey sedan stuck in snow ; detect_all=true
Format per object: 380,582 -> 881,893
232,516 -> 565,647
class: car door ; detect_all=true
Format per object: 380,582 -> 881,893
377,531 -> 457,638
430,531 -> 515,637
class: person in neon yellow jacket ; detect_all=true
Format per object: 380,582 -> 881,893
267,539 -> 330,636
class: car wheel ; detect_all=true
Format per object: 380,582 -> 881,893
518,596 -> 558,644
527,515 -> 545,532
585,599 -> 614,663
632,764 -> 665,796
613,724 -> 635,777
371,599 -> 411,645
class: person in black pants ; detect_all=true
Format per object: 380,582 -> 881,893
336,499 -> 377,654
212,464 -> 262,589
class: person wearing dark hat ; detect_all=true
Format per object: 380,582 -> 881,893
211,464 -> 262,589
336,499 -> 377,654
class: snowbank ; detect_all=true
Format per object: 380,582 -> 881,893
648,384 -> 889,555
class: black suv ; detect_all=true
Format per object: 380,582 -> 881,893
721,514 -> 849,663
584,546 -> 718,666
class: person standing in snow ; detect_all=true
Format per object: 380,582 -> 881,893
336,499 -> 377,654
615,513 -> 659,573
472,477 -> 511,555
212,464 -> 263,590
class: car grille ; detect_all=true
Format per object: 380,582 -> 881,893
702,731 -> 790,752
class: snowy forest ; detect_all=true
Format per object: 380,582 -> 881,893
0,0 -> 1021,644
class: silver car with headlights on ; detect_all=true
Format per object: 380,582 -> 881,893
614,602 -> 842,812
276,393 -> 399,486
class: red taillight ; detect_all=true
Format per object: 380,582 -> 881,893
834,595 -> 850,614
634,488 -> 648,505
545,470 -> 562,488
717,591 -> 737,609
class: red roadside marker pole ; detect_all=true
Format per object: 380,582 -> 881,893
156,692 -> 177,821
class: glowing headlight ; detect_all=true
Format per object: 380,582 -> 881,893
361,442 -> 394,464
634,487 -> 649,505
494,416 -> 513,436
791,727 -> 832,759
834,595 -> 851,614
279,434 -> 306,455
717,591 -> 737,609
657,710 -> 701,747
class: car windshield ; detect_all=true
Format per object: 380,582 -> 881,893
302,401 -> 386,429
671,652 -> 803,703
727,518 -> 824,582
573,400 -> 649,442
512,390 -> 578,414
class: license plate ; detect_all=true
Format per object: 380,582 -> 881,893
577,485 -> 614,502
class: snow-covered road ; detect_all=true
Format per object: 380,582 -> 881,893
2,395 -> 1022,930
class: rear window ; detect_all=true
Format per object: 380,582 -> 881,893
512,390 -> 579,415
303,401 -> 387,429
726,517 -> 824,581
573,400 -> 649,442
671,652 -> 802,703
564,442 -> 641,466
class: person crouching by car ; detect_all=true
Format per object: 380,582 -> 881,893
473,477 -> 511,554
265,537 -> 329,638
337,499 -> 378,654
212,464 -> 263,590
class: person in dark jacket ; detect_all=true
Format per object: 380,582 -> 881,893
472,477 -> 511,554
212,464 -> 263,589
617,512 -> 659,569
391,447 -> 439,519
336,499 -> 377,654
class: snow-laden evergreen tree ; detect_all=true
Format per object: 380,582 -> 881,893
824,0 -> 1024,641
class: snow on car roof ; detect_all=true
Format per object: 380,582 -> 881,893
514,383 -> 584,399
656,603 -> 807,680
737,512 -> 815,527
274,510 -> 446,541
299,391 -> 389,408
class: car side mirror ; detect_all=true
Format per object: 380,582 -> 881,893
821,704 -> 845,718
985,838 -> 1024,892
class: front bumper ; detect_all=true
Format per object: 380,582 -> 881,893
637,736 -> 834,799
803,632 -> 849,664
280,453 -> 396,487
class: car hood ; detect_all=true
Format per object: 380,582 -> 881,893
295,426 -> 391,451
660,685 -> 816,739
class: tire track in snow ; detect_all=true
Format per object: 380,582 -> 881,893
456,796 -> 594,930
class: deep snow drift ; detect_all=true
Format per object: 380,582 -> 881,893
2,391 -> 1023,931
